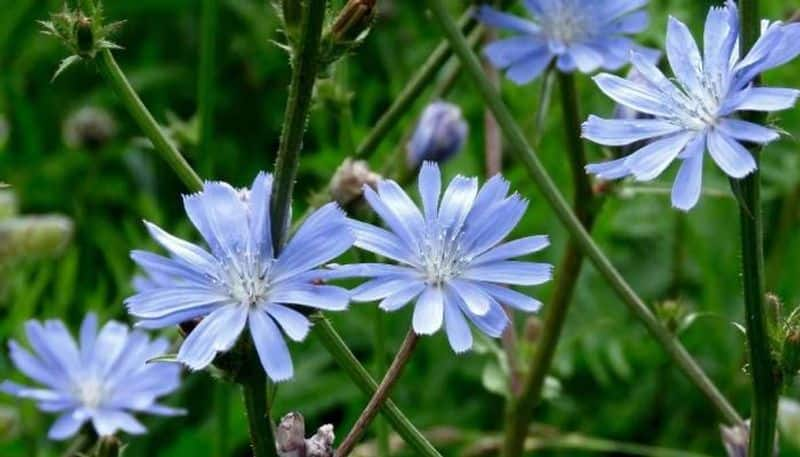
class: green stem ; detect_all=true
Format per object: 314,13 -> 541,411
98,49 -> 203,191
336,331 -> 419,457
242,369 -> 278,457
737,1 -> 779,455
311,314 -> 443,457
532,66 -> 555,147
426,0 -> 742,425
271,0 -> 327,250
503,71 -> 596,457
214,382 -> 231,457
373,308 -> 391,457
198,0 -> 218,169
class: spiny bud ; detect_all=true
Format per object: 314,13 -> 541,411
93,435 -> 122,457
0,215 -> 73,264
62,106 -> 117,150
75,14 -> 94,57
330,0 -> 377,43
329,158 -> 381,206
0,191 -> 17,221
781,305 -> 800,387
406,101 -> 468,167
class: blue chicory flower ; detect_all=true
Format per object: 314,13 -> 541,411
584,1 -> 800,211
125,172 -> 355,382
476,0 -> 658,84
0,314 -> 184,440
332,162 -> 552,353
407,101 -> 468,166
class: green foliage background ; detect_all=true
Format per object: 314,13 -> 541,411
1,0 -> 800,456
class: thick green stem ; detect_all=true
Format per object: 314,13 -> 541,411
336,331 -> 419,457
426,0 -> 742,425
198,0 -> 218,166
311,314 -> 443,457
502,72 -> 596,457
271,0 -> 327,250
98,50 -> 203,191
737,1 -> 779,455
242,370 -> 278,457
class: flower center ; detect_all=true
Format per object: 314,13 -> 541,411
418,224 -> 470,285
541,2 -> 590,45
76,377 -> 105,409
220,254 -> 273,307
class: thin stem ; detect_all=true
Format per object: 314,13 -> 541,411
214,382 -> 231,457
242,369 -> 278,457
426,0 -> 742,425
532,66 -> 555,147
737,0 -> 779,454
311,314 -> 443,457
198,0 -> 218,169
373,308 -> 391,457
503,71 -> 596,457
98,49 -> 203,191
336,331 -> 419,457
271,0 -> 327,250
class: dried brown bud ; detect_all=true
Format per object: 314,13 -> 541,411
331,0 -> 377,42
276,412 -> 334,457
63,106 -> 117,150
329,158 -> 381,206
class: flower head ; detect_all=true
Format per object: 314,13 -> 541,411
125,172 -> 355,382
476,0 -> 657,84
0,314 -> 183,440
407,102 -> 468,166
584,1 -> 800,211
334,163 -> 551,353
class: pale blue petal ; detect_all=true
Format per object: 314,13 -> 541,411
505,48 -> 552,84
472,235 -> 550,266
363,185 -> 419,249
350,219 -> 418,266
624,133 -> 694,181
484,36 -> 545,69
351,277 -> 413,302
182,181 -> 250,264
463,261 -> 552,286
442,291 -> 473,353
412,286 -> 444,335
582,116 -> 682,146
91,321 -> 129,377
144,221 -> 218,274
249,310 -> 294,382
418,162 -> 441,222
270,284 -> 350,311
468,175 -> 511,222
438,176 -> 478,233
727,87 -> 800,112
79,313 -> 98,365
126,287 -> 230,320
593,73 -> 672,117
448,279 -> 490,316
666,17 -> 704,97
376,180 -> 424,238
265,304 -> 310,342
8,340 -> 61,389
462,195 -> 528,257
479,282 -> 543,312
248,172 -> 274,259
671,136 -> 706,212
707,129 -> 757,179
92,409 -> 146,436
463,298 -> 508,339
717,118 -> 779,144
379,281 -> 426,312
585,157 -> 631,180
177,305 -> 248,370
475,5 -> 540,35
567,44 -> 605,73
48,412 -> 86,440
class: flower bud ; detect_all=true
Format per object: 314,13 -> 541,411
781,306 -> 800,387
0,215 -> 74,263
75,14 -> 94,57
93,435 -> 122,457
654,300 -> 687,334
330,0 -> 377,43
329,158 -> 381,206
406,101 -> 468,167
63,106 -> 117,150
720,421 -> 778,457
276,412 -> 335,457
0,405 -> 21,442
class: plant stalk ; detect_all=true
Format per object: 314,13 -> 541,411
271,0 -> 327,250
336,331 -> 419,457
198,0 -> 218,168
312,314 -> 443,457
503,71 -> 597,457
242,369 -> 278,457
737,0 -> 779,455
425,0 -> 742,425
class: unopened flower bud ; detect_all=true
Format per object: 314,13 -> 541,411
93,435 -> 122,457
75,14 -> 94,57
331,0 -> 377,43
782,306 -> 800,387
0,405 -> 21,442
276,412 -> 334,457
63,106 -> 117,150
0,191 -> 17,221
406,101 -> 468,167
720,421 -> 778,457
0,215 -> 73,263
654,300 -> 687,334
329,158 -> 381,206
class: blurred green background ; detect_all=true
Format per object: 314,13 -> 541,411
2,0 -> 800,456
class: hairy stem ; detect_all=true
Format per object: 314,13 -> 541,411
242,369 -> 278,457
98,50 -> 203,191
502,71 -> 596,457
271,0 -> 327,250
311,314 -> 442,457
737,0 -> 779,455
426,0 -> 742,425
336,331 -> 419,457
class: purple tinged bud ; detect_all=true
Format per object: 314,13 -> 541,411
406,101 -> 468,167
720,421 -> 778,457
